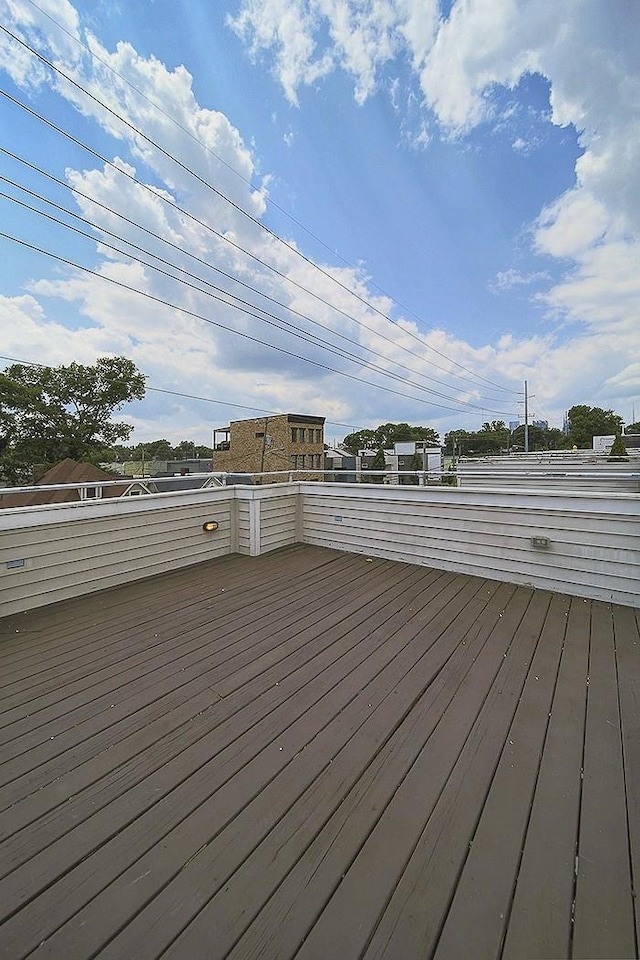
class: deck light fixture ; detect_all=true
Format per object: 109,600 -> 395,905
202,520 -> 219,532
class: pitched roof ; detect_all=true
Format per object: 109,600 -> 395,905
0,458 -> 122,509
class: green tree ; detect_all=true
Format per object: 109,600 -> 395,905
342,429 -> 377,455
445,423 -> 569,456
608,434 -> 628,461
567,405 -> 624,449
444,429 -> 473,457
106,443 -> 136,463
343,422 -> 439,455
511,424 -> 569,452
144,439 -> 173,460
625,421 -> 640,434
172,440 -> 197,459
476,421 -> 509,454
370,447 -> 386,483
0,357 -> 146,484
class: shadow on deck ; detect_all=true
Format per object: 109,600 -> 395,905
0,544 -> 638,959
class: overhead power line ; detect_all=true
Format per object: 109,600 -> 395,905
20,0 -> 514,378
0,89 -> 505,401
0,164 -> 509,406
1,230 -> 513,417
0,354 -> 360,431
0,20 -> 517,397
0,175 -> 511,413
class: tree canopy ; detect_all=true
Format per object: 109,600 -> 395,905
608,434 -> 628,461
444,422 -> 567,456
108,439 -> 213,462
342,422 -> 439,455
0,357 -> 146,484
566,405 -> 624,448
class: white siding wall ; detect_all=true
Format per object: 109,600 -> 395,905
258,488 -> 298,551
457,461 -> 640,493
0,489 -> 235,617
299,483 -> 640,606
2,482 -> 638,615
235,495 -> 252,555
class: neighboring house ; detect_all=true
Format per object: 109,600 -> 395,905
0,459 -> 232,509
593,434 -> 640,453
0,459 -> 125,509
358,443 -> 443,484
392,442 -> 442,483
324,448 -> 359,482
212,414 -> 325,481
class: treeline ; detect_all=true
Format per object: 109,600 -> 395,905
107,439 -> 213,462
443,422 -> 567,457
443,406 -> 635,457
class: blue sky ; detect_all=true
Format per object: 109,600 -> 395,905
0,0 -> 638,446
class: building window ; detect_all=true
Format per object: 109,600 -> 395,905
291,428 -> 298,442
80,486 -> 102,500
255,431 -> 264,438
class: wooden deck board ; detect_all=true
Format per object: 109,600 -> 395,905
615,604 -> 640,951
500,596 -> 590,959
0,554 -> 391,772
0,558 -> 426,869
0,544 -> 637,960
572,601 -> 636,958
430,591 -> 565,960
97,574 -> 500,960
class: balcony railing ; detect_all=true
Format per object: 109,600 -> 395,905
1,475 -> 638,616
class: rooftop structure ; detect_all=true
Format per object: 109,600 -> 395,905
0,479 -> 638,958
212,414 -> 325,481
0,458 -> 123,509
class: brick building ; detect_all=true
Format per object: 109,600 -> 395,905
212,414 -> 325,481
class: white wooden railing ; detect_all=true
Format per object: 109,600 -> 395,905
1,480 -> 638,615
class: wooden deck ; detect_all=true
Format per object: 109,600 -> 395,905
0,544 -> 638,960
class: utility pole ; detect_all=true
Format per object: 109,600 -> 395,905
524,380 -> 529,453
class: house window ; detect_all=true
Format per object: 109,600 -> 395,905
255,431 -> 265,438
299,455 -> 306,468
299,428 -> 306,442
80,486 -> 102,500
290,455 -> 297,469
291,428 -> 298,442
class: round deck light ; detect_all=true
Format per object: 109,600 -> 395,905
202,520 -> 219,532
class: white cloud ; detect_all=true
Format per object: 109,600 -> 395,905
491,268 -> 550,293
228,0 -> 640,423
228,0 -> 334,107
1,0 -> 638,444
0,0 -> 81,86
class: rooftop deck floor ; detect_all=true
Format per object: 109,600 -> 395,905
0,544 -> 638,960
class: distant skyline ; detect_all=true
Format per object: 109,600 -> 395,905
1,0 -> 638,445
